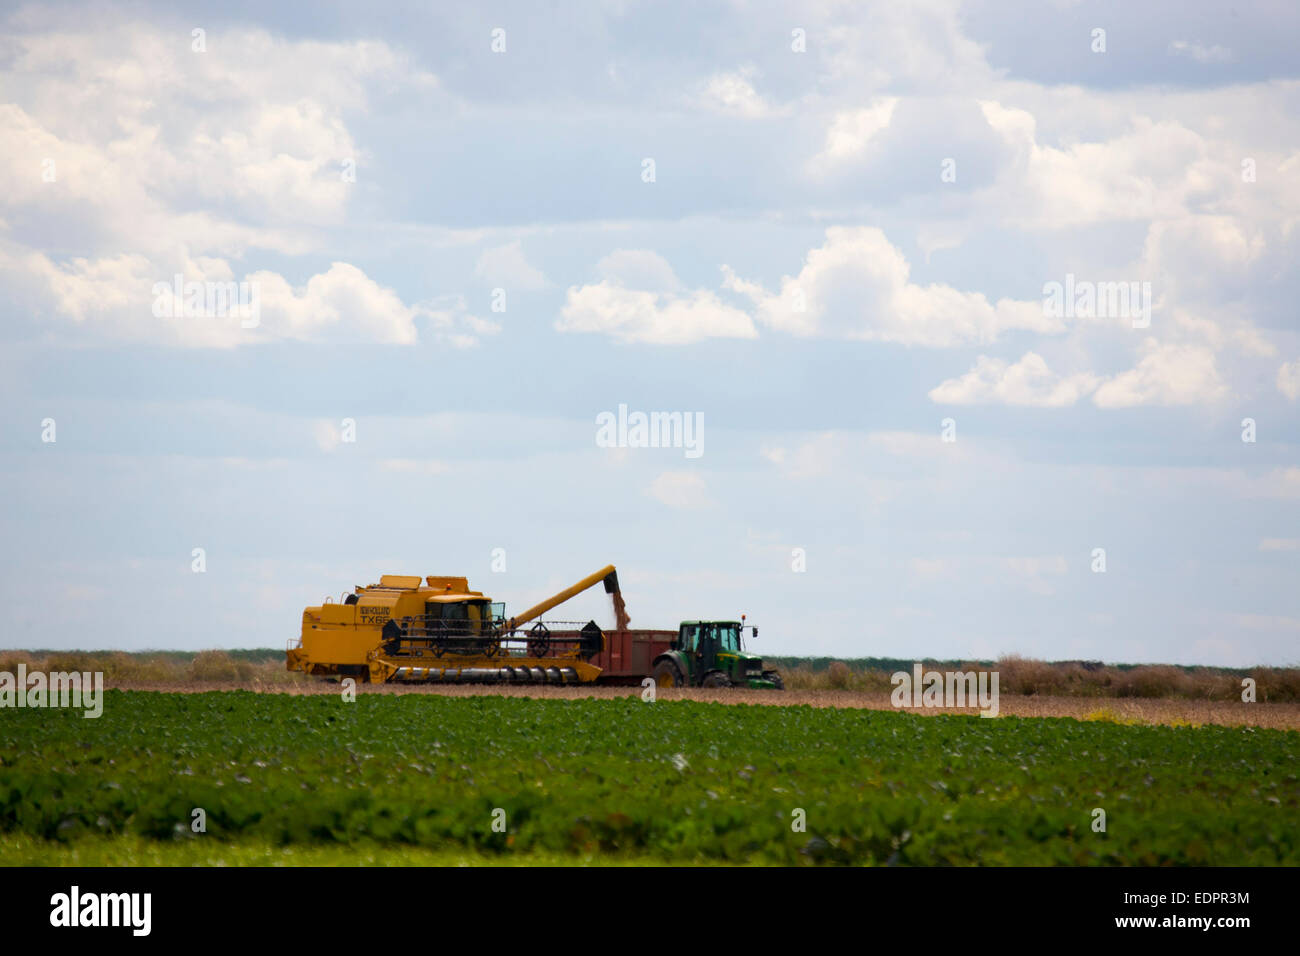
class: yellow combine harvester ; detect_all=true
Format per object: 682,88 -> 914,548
287,565 -> 622,684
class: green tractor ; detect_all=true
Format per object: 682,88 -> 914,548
651,620 -> 783,689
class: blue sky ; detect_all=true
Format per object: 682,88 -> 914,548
1,1 -> 1297,665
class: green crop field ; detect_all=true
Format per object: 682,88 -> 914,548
1,690 -> 1295,865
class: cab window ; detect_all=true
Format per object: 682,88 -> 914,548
679,624 -> 698,652
717,624 -> 740,653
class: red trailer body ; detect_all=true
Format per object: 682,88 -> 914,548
550,628 -> 678,684
593,629 -> 678,683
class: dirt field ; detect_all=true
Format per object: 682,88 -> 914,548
103,680 -> 1300,730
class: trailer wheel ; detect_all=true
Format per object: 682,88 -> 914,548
653,660 -> 685,689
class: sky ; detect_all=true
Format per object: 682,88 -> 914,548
1,0 -> 1297,666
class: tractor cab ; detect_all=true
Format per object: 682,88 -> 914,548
665,620 -> 783,689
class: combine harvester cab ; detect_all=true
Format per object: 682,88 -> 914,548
288,567 -> 620,685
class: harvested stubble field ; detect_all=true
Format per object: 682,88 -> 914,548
773,655 -> 1300,702
9,648 -> 1298,698
5,648 -> 1299,730
1,690 -> 1296,867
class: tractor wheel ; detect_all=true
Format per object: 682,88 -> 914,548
652,660 -> 685,689
702,671 -> 731,689
764,671 -> 785,690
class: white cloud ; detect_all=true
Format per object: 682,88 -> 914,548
648,471 -> 711,509
473,241 -> 548,291
695,67 -> 784,118
1165,308 -> 1277,359
1092,340 -> 1229,408
812,5 -> 995,95
0,27 -> 436,249
929,352 -> 1101,407
558,283 -> 755,345
2,249 -> 493,347
16,248 -> 157,324
591,250 -> 682,292
1138,216 -> 1266,306
0,23 -> 460,347
725,227 -> 1058,346
421,294 -> 501,348
557,250 -> 756,344
977,101 -> 1220,229
254,262 -> 423,344
808,98 -> 898,173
